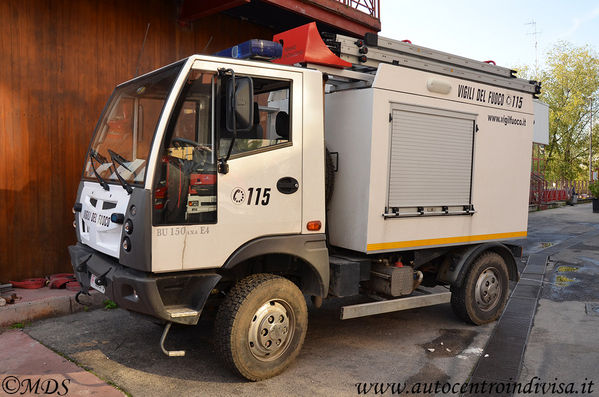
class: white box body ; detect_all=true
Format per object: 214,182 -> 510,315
325,64 -> 534,253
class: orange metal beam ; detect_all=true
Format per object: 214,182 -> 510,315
262,0 -> 381,35
179,0 -> 250,22
179,0 -> 380,36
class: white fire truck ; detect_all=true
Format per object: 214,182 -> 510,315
69,22 -> 540,380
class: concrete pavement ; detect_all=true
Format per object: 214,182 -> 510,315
0,329 -> 124,396
0,287 -> 112,396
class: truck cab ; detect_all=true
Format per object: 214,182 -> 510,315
71,54 -> 329,310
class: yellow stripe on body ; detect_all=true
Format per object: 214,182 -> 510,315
367,231 -> 527,252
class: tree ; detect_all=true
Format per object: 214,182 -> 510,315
534,42 -> 599,181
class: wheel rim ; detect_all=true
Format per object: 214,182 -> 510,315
248,299 -> 295,361
474,267 -> 502,312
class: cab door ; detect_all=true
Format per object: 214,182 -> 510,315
150,62 -> 303,272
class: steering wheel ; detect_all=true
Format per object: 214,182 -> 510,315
171,137 -> 201,148
171,137 -> 212,153
170,137 -> 213,171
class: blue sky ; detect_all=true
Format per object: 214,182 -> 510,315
380,1 -> 599,72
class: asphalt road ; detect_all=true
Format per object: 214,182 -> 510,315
26,295 -> 492,396
24,203 -> 599,396
517,204 -> 599,394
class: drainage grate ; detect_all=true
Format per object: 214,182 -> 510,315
465,254 -> 547,396
585,303 -> 599,317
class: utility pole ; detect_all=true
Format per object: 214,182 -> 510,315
591,98 -> 595,182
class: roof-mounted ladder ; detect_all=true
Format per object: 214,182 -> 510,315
324,32 -> 541,96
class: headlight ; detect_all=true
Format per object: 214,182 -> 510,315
122,237 -> 131,252
124,219 -> 134,234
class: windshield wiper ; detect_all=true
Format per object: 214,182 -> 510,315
108,149 -> 135,175
89,150 -> 110,191
107,149 -> 133,195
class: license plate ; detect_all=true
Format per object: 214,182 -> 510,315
90,274 -> 105,294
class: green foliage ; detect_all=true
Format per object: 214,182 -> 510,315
589,181 -> 599,198
532,42 -> 599,181
103,299 -> 118,310
10,322 -> 27,329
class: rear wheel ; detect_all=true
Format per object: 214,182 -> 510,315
214,274 -> 308,380
451,252 -> 509,325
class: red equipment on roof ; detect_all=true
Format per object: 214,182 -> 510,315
273,22 -> 352,69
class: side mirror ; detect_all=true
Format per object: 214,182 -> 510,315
226,76 -> 253,132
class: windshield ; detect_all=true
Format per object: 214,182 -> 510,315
84,63 -> 182,186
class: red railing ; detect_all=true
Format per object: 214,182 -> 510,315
530,177 -> 591,207
548,180 -> 590,196
529,173 -> 545,206
336,0 -> 379,18
528,141 -> 593,207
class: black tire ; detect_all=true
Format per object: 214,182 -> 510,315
450,252 -> 509,325
214,274 -> 308,381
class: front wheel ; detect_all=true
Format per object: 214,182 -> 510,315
214,274 -> 308,381
450,252 -> 509,325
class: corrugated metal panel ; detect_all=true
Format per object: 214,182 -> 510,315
388,106 -> 475,207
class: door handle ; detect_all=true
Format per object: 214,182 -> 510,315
277,177 -> 299,194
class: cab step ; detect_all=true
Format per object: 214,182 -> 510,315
166,307 -> 201,319
160,322 -> 185,357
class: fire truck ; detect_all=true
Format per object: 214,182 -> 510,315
69,23 -> 540,380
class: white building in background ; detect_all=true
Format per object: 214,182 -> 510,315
533,99 -> 549,146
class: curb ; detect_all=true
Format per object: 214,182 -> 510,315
0,291 -> 105,327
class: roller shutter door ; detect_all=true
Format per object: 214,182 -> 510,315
388,104 -> 475,208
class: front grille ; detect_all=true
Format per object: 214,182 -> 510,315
102,201 -> 117,210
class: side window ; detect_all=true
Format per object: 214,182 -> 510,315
153,71 -> 217,225
219,77 -> 291,157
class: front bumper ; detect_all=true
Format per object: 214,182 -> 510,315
68,243 -> 221,325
